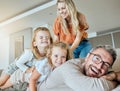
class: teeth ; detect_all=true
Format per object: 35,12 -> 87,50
91,66 -> 98,74
41,42 -> 47,43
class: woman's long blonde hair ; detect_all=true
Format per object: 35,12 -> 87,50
31,27 -> 53,59
57,0 -> 89,35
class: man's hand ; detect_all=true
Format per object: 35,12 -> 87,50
101,72 -> 117,81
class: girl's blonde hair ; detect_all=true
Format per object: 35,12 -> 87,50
57,0 -> 89,34
46,42 -> 73,67
31,27 -> 53,59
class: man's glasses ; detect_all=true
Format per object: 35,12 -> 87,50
89,52 -> 111,69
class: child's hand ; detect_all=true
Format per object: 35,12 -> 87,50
101,72 -> 116,81
26,66 -> 35,73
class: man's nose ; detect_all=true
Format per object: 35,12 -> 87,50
97,62 -> 103,69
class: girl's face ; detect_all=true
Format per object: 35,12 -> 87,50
51,46 -> 67,67
34,31 -> 51,48
57,2 -> 69,19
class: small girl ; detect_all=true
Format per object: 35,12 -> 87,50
0,27 -> 53,89
28,42 -> 72,91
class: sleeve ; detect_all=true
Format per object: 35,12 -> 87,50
58,60 -> 114,91
35,58 -> 48,75
16,49 -> 33,73
53,17 -> 60,36
78,12 -> 89,31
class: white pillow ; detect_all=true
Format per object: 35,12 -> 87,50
112,48 -> 120,72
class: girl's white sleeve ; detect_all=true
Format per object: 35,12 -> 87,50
35,58 -> 51,82
16,49 -> 33,72
35,58 -> 48,75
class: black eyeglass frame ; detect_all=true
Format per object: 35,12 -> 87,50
89,52 -> 111,69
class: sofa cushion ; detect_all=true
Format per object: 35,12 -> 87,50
111,48 -> 120,91
112,48 -> 120,72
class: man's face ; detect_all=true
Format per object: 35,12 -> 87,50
84,48 -> 113,78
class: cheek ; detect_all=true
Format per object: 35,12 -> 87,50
51,58 -> 55,65
65,10 -> 69,15
62,58 -> 67,63
101,69 -> 108,75
33,42 -> 37,46
48,40 -> 51,44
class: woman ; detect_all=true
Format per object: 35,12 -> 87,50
53,0 -> 92,58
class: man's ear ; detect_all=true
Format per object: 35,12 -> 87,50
85,53 -> 90,62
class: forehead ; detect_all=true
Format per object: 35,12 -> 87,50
57,2 -> 66,7
36,31 -> 50,36
92,48 -> 113,62
92,48 -> 108,55
52,46 -> 67,53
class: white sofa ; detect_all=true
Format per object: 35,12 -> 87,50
0,48 -> 120,91
111,48 -> 120,91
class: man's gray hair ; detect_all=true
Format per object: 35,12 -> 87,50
90,45 -> 117,64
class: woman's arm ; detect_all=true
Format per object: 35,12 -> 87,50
70,30 -> 83,51
29,68 -> 41,91
53,34 -> 59,42
70,13 -> 88,51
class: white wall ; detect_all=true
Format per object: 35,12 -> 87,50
9,28 -> 33,63
0,36 -> 9,69
0,28 -> 32,69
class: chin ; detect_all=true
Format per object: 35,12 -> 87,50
61,15 -> 67,19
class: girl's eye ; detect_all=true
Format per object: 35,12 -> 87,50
58,8 -> 60,11
62,56 -> 66,58
39,36 -> 43,39
46,36 -> 50,39
54,55 -> 58,57
61,7 -> 65,10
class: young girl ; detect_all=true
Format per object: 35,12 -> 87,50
29,42 -> 72,91
0,27 -> 53,89
0,42 -> 72,90
53,0 -> 92,58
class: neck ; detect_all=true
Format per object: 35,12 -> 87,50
38,47 -> 46,56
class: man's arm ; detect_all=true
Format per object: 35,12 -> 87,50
58,60 -> 117,91
102,71 -> 120,84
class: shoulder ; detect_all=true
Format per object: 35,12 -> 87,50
78,12 -> 85,18
35,58 -> 51,74
77,12 -> 89,30
35,58 -> 48,68
21,49 -> 34,59
54,16 -> 61,23
55,58 -> 84,72
65,58 -> 83,66
24,49 -> 32,54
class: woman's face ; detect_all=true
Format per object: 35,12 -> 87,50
57,2 -> 69,19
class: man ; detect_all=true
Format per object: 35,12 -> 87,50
37,45 -> 117,91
